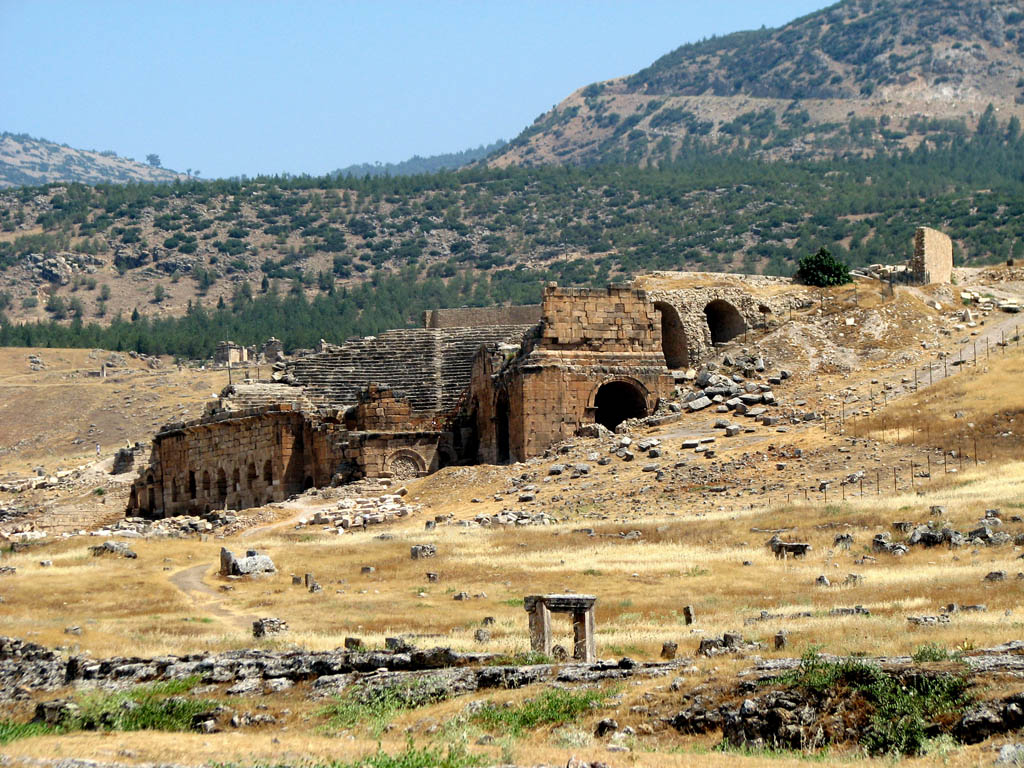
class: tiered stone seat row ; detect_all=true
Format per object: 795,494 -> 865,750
285,325 -> 534,414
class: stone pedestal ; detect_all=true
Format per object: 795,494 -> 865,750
524,594 -> 597,663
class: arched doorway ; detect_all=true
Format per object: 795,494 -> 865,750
495,391 -> 511,464
263,460 -> 273,484
594,380 -> 648,431
202,471 -> 211,499
247,462 -> 258,488
704,300 -> 745,345
654,301 -> 689,369
216,468 -> 227,503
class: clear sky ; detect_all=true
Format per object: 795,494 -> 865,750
1,1 -> 833,179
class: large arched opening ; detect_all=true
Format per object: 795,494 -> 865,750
704,300 -> 745,345
247,462 -> 258,488
216,468 -> 228,503
594,380 -> 648,431
495,391 -> 511,464
654,301 -> 689,369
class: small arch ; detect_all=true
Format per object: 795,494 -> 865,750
387,449 -> 427,479
216,468 -> 227,502
202,470 -> 211,498
704,299 -> 746,345
303,475 -> 315,490
593,379 -> 648,431
188,470 -> 197,500
263,459 -> 273,484
758,303 -> 772,314
654,300 -> 689,369
246,462 -> 258,487
232,467 -> 241,493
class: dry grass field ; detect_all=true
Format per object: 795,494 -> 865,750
1,278 -> 1023,767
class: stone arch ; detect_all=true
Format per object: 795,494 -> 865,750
591,378 -> 649,431
495,390 -> 511,464
216,468 -> 228,503
247,462 -> 258,487
171,479 -> 179,503
202,470 -> 211,498
386,449 -> 427,480
704,299 -> 746,345
263,459 -> 273,484
653,300 -> 689,369
303,475 -> 315,490
232,467 -> 241,493
188,470 -> 197,500
129,486 -> 138,511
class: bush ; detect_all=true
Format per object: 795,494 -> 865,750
795,247 -> 852,286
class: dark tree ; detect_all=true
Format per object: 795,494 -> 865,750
796,247 -> 852,287
146,154 -> 162,168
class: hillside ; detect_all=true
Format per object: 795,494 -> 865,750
0,133 -> 186,189
491,0 -> 1024,167
331,140 -> 507,178
2,118 -> 1024,357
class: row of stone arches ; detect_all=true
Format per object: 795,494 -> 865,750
654,298 -> 755,370
134,459 -> 278,517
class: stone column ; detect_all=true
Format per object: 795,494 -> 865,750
525,597 -> 552,655
572,606 -> 596,663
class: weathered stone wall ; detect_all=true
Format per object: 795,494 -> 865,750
423,305 -> 542,329
911,226 -> 953,284
646,287 -> 785,367
215,341 -> 248,365
471,284 -> 674,462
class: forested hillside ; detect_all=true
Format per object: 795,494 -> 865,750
331,141 -> 507,178
1,112 -> 1022,358
0,133 -> 185,189
492,0 -> 1024,167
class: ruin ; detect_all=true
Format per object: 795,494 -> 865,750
127,277 -> 786,517
910,226 -> 953,284
524,593 -> 597,663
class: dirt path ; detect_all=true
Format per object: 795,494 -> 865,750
168,563 -> 257,632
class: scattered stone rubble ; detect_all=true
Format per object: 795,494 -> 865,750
295,494 -> 419,533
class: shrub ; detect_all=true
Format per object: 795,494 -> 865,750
321,677 -> 452,736
795,247 -> 852,286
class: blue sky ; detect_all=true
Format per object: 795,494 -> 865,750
1,1 -> 833,179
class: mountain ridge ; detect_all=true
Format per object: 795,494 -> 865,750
490,0 -> 1024,167
0,133 -> 187,189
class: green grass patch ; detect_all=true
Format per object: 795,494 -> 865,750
0,720 -> 53,744
775,650 -> 971,756
0,676 -> 212,744
911,643 -> 961,663
483,651 -> 553,666
471,687 -> 612,737
68,676 -> 214,732
220,740 -> 484,768
320,676 -> 452,736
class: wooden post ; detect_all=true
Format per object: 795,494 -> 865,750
974,435 -> 978,467
876,468 -> 880,495
893,467 -> 897,493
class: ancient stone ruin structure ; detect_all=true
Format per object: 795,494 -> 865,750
910,226 -> 953,284
127,277 -> 785,517
524,594 -> 597,663
214,341 -> 251,365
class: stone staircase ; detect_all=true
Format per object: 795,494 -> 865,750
285,325 -> 534,414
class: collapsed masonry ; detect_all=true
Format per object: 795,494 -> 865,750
127,278 -> 784,517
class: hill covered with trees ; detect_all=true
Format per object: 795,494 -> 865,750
491,0 -> 1024,167
0,133 -> 186,189
1,111 -> 1023,358
331,140 -> 507,178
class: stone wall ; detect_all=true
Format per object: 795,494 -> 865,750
423,305 -> 542,329
646,287 -> 785,367
911,226 -> 953,284
471,284 -> 674,462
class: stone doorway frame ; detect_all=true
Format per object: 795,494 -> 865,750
524,594 -> 597,663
